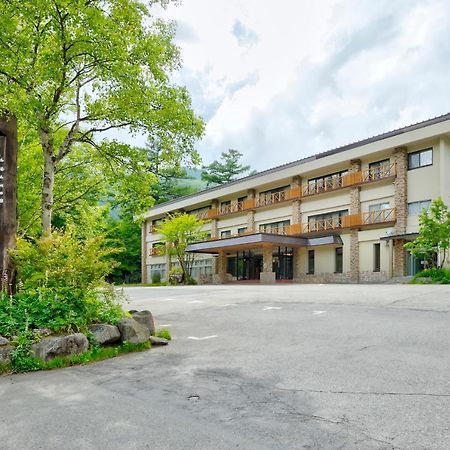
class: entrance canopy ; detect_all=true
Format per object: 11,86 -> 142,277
186,233 -> 343,254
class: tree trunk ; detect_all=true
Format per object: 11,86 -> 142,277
41,146 -> 55,234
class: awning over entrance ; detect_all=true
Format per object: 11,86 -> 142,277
186,233 -> 343,254
380,232 -> 419,241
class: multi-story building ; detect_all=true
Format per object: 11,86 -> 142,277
141,114 -> 450,284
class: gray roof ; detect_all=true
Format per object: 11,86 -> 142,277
151,112 -> 450,211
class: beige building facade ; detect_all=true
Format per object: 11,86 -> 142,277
141,114 -> 450,284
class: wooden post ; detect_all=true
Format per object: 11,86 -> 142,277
0,116 -> 18,294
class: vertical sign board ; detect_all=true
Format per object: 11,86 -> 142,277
0,117 -> 17,294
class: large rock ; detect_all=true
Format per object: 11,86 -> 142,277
0,346 -> 13,364
89,324 -> 121,345
129,310 -> 155,335
0,335 -> 10,346
31,333 -> 89,362
118,318 -> 149,344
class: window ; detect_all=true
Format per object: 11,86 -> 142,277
259,220 -> 290,234
238,196 -> 247,203
373,243 -> 381,272
149,263 -> 166,282
257,185 -> 290,206
237,227 -> 247,235
408,148 -> 433,170
308,250 -> 315,274
191,259 -> 213,280
408,200 -> 431,215
369,202 -> 390,212
335,247 -> 343,273
307,210 -> 348,231
307,170 -> 348,194
221,230 -> 232,238
368,159 -> 391,180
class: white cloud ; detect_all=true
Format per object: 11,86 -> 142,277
160,0 -> 450,170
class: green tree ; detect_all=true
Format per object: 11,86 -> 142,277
201,149 -> 251,186
0,0 -> 204,233
156,213 -> 208,283
405,198 -> 450,268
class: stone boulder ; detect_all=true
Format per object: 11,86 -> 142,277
117,318 -> 149,344
0,335 -> 10,346
31,333 -> 89,362
0,346 -> 13,365
129,310 -> 155,335
149,336 -> 169,346
89,324 -> 121,345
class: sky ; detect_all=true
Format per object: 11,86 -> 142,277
157,0 -> 450,172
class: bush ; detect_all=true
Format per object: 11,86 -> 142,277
412,268 -> 450,284
168,267 -> 183,285
151,271 -> 162,284
154,328 -> 172,340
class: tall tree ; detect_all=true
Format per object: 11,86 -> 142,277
0,0 -> 204,232
201,149 -> 251,186
405,198 -> 450,269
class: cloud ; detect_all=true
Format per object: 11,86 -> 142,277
161,0 -> 450,171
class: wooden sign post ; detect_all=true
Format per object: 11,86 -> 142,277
0,116 -> 18,294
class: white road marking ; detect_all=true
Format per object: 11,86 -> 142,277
158,324 -> 172,327
222,303 -> 237,307
159,298 -> 176,302
313,310 -> 327,315
263,306 -> 282,311
188,335 -> 218,341
188,300 -> 204,304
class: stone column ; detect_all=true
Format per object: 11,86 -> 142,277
211,199 -> 219,238
393,147 -> 408,276
260,246 -> 276,284
439,137 -> 450,206
141,222 -> 147,284
293,247 -> 302,282
291,176 -> 302,225
349,159 -> 361,283
246,188 -> 256,232
212,251 -> 227,284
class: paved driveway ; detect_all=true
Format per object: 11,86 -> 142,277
1,284 -> 450,449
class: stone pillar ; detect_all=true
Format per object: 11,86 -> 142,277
439,138 -> 450,206
349,159 -> 361,283
212,251 -> 227,284
393,147 -> 407,234
393,147 -> 407,276
393,239 -> 406,277
293,247 -> 302,281
260,246 -> 276,284
211,199 -> 219,238
141,222 -> 147,284
291,176 -> 302,225
246,188 -> 256,232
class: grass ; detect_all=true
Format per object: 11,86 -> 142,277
0,341 -> 152,375
153,328 -> 172,340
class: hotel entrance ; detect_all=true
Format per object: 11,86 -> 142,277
226,247 -> 294,281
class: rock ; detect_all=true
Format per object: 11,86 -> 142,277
130,310 -> 155,335
31,333 -> 89,362
0,335 -> 10,346
117,318 -> 149,344
33,328 -> 52,337
149,336 -> 169,346
0,346 -> 13,364
89,324 -> 121,345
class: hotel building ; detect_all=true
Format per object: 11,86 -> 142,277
141,114 -> 450,284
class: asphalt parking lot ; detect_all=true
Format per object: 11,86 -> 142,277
1,284 -> 450,449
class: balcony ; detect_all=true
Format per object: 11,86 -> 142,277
149,247 -> 164,256
208,208 -> 396,240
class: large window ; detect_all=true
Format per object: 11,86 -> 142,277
373,243 -> 381,272
308,250 -> 315,274
408,200 -> 431,215
259,220 -> 290,234
191,259 -> 213,280
408,148 -> 433,170
221,230 -> 232,238
369,202 -> 390,212
367,159 -> 391,180
335,247 -> 343,273
149,263 -> 166,282
307,170 -> 348,194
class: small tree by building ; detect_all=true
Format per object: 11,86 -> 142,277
404,198 -> 450,269
201,149 -> 251,186
156,213 -> 208,283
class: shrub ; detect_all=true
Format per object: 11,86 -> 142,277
168,267 -> 183,285
412,268 -> 450,284
154,328 -> 172,340
151,271 -> 162,284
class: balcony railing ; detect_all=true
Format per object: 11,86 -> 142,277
149,247 -> 164,256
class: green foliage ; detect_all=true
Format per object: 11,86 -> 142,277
168,267 -> 184,285
405,198 -> 450,269
10,331 -> 42,373
201,149 -> 251,186
151,271 -> 162,284
157,213 -> 208,283
154,328 -> 172,340
0,0 -> 204,231
412,268 -> 450,284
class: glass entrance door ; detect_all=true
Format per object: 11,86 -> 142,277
272,247 -> 294,280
